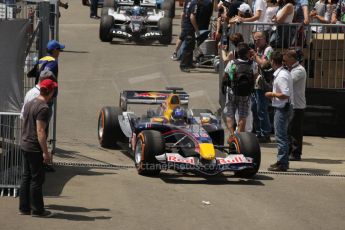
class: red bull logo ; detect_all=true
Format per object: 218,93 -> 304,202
134,92 -> 168,98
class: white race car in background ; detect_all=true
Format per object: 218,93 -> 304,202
99,0 -> 175,44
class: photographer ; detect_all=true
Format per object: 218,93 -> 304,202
215,0 -> 244,40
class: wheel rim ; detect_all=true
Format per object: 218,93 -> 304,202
135,139 -> 143,164
98,112 -> 104,139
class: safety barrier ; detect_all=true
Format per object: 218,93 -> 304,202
226,22 -> 345,90
0,114 -> 22,197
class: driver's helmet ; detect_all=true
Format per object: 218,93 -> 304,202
132,6 -> 141,16
171,107 -> 187,125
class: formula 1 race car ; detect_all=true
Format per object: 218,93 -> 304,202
99,0 -> 174,44
97,87 -> 261,177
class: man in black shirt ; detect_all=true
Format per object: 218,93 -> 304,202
19,79 -> 58,218
196,0 -> 213,30
180,0 -> 200,72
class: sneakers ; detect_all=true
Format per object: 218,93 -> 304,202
18,210 -> 31,215
32,210 -> 55,218
268,162 -> 288,172
171,52 -> 178,61
180,66 -> 191,73
289,155 -> 302,161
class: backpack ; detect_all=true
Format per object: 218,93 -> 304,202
230,59 -> 254,96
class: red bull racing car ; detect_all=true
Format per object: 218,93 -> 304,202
97,87 -> 261,177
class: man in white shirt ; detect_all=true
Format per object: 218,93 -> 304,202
265,51 -> 293,171
283,50 -> 306,161
21,70 -> 56,120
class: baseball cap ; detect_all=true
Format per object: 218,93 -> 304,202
238,3 -> 252,14
39,70 -> 56,82
47,40 -> 65,51
39,79 -> 58,92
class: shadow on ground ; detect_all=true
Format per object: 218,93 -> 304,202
45,148 -> 126,197
158,171 -> 271,185
45,204 -> 111,221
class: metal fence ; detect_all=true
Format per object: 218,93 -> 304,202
227,22 -> 345,90
0,114 -> 22,197
0,0 -> 58,197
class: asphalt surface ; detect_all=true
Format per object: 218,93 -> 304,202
1,2 -> 345,230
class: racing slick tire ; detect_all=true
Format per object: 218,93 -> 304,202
82,0 -> 90,6
100,15 -> 114,42
162,0 -> 175,18
135,130 -> 165,176
101,7 -> 110,17
158,18 -> 172,45
98,106 -> 126,148
103,0 -> 115,8
231,132 -> 261,178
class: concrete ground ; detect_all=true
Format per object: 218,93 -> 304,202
1,1 -> 345,230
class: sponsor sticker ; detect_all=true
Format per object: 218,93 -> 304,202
166,154 -> 196,165
217,155 -> 249,165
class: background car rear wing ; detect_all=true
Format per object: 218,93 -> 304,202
117,0 -> 156,8
119,88 -> 189,111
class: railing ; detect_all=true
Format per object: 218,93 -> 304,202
0,114 -> 22,197
225,22 -> 345,90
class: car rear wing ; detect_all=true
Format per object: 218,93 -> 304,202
119,88 -> 189,111
117,0 -> 156,8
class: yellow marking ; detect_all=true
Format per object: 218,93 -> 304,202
199,143 -> 216,160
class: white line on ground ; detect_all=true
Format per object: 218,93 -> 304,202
128,72 -> 162,84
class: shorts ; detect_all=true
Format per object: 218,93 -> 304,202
223,93 -> 250,119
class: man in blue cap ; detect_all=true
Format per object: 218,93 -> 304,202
34,40 -> 64,84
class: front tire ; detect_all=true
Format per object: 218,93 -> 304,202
134,130 -> 165,176
100,15 -> 114,42
158,17 -> 172,45
231,132 -> 261,178
98,106 -> 126,148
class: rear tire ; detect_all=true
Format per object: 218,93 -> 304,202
98,106 -> 126,148
158,17 -> 172,45
134,130 -> 165,176
231,132 -> 261,178
162,0 -> 175,18
100,15 -> 114,42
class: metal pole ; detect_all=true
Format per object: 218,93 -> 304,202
38,1 -> 50,58
51,0 -> 59,153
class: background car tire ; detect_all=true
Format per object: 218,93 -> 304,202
101,7 -> 110,17
231,132 -> 261,178
162,0 -> 175,18
135,130 -> 165,176
98,106 -> 126,148
100,15 -> 114,42
158,17 -> 172,45
103,0 -> 115,8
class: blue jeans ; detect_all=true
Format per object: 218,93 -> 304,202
274,105 -> 292,166
251,89 -> 271,137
